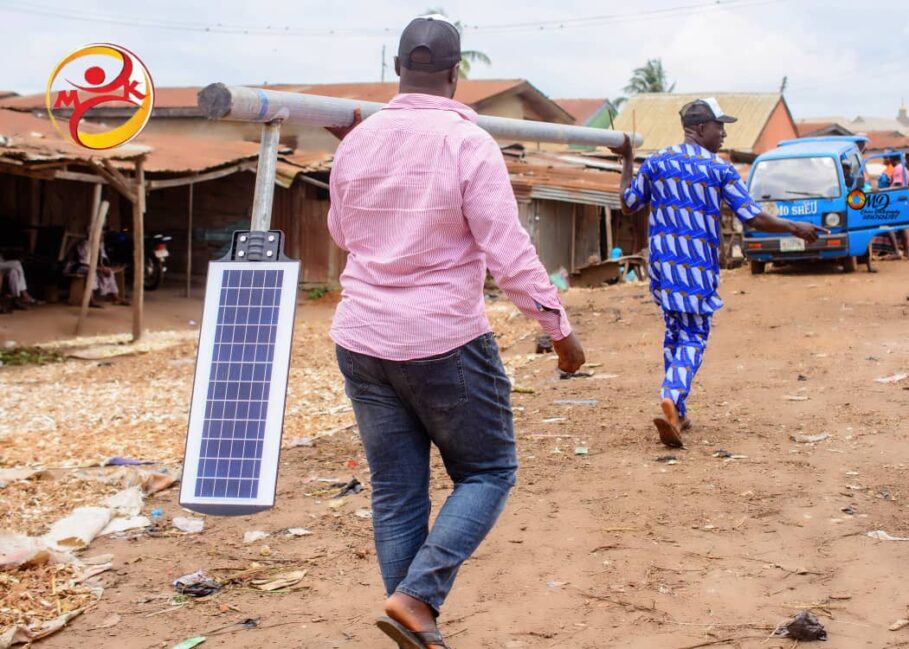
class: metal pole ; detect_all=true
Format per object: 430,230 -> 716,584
186,182 -> 193,298
198,84 -> 643,149
132,159 -> 146,342
250,121 -> 282,231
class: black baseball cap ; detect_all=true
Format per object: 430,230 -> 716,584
398,14 -> 461,72
680,97 -> 738,127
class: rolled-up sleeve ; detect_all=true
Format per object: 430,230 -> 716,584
623,160 -> 652,211
461,134 -> 572,340
327,160 -> 347,252
721,164 -> 761,223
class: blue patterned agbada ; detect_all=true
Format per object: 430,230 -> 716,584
623,143 -> 761,416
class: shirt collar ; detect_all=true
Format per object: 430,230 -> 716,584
383,93 -> 478,123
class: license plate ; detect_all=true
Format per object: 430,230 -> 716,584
154,249 -> 169,259
780,238 -> 805,253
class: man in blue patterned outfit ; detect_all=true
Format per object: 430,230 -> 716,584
612,98 -> 826,447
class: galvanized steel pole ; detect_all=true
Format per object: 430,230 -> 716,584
250,120 -> 282,231
198,83 -> 643,149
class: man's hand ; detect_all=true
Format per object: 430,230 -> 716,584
789,220 -> 829,243
325,108 -> 362,141
609,133 -> 633,159
552,332 -> 586,374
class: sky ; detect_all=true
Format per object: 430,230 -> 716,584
1,0 -> 907,122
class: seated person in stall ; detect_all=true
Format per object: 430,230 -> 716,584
0,254 -> 40,310
63,237 -> 129,307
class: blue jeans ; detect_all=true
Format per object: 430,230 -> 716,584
661,310 -> 712,418
335,333 -> 517,614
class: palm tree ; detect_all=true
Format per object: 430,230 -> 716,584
425,8 -> 491,78
605,59 -> 674,122
623,58 -> 676,96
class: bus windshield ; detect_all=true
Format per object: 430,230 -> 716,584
749,156 -> 841,201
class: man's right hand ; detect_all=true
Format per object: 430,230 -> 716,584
325,108 -> 362,141
609,133 -> 633,159
552,332 -> 586,374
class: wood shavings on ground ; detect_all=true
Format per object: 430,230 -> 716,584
0,475 -> 121,537
0,563 -> 99,643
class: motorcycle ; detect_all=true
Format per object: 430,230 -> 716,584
104,230 -> 172,291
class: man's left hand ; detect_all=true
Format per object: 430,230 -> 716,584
790,221 -> 829,243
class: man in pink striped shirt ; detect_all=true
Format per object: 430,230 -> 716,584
328,15 -> 585,649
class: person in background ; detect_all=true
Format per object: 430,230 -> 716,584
613,97 -> 826,448
0,254 -> 39,309
64,236 -> 128,307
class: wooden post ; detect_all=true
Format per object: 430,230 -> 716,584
132,159 -> 146,342
605,206 -> 614,256
75,187 -> 109,335
186,183 -> 194,298
570,205 -> 577,273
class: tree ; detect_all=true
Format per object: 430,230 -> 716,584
623,58 -> 676,95
425,8 -> 491,78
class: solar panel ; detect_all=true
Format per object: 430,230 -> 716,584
180,231 -> 300,515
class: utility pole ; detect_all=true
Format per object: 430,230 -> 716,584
779,75 -> 788,94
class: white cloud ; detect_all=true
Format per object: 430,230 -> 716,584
0,0 -> 903,120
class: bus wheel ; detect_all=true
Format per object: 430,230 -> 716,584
842,256 -> 857,273
750,260 -> 766,275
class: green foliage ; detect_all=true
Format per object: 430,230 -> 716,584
425,7 -> 491,78
0,346 -> 64,367
307,286 -> 330,300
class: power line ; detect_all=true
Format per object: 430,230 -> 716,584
0,0 -> 788,38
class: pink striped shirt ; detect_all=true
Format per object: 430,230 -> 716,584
328,93 -> 571,361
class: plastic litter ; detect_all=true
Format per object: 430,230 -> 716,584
354,508 -> 373,519
173,516 -> 205,534
655,455 -> 678,464
554,399 -> 599,405
171,636 -> 206,649
285,528 -> 313,537
790,432 -> 829,444
334,478 -> 363,498
288,437 -> 314,448
251,570 -> 307,591
875,373 -> 908,384
243,530 -> 269,544
173,571 -> 221,597
549,267 -> 570,291
42,507 -> 112,550
100,516 -> 150,536
867,530 -> 909,541
574,447 -> 589,456
773,610 -> 828,641
105,456 -> 156,466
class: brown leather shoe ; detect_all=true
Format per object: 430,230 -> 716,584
653,398 -> 684,448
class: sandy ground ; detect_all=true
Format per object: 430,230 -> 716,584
3,261 -> 909,649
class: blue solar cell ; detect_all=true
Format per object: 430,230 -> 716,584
193,268 -> 284,500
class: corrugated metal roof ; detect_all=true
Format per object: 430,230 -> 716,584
0,108 -> 145,164
613,93 -> 787,153
0,80 -> 572,120
553,98 -> 608,125
797,121 -> 854,137
850,116 -> 909,135
865,130 -> 909,151
508,157 -> 621,206
0,108 -> 262,174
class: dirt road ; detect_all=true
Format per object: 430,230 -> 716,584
4,261 -> 909,649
